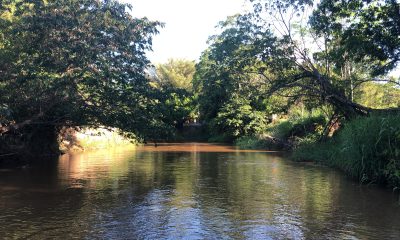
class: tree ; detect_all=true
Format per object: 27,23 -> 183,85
144,59 -> 198,131
194,15 -> 284,140
310,0 -> 400,76
158,88 -> 197,130
156,59 -> 196,90
212,94 -> 267,140
244,0 -> 399,119
0,0 -> 162,153
194,0 -> 399,142
355,82 -> 400,109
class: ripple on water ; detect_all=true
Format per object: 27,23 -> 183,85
0,144 -> 400,239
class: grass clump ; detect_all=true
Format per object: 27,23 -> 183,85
293,114 -> 400,188
235,135 -> 276,150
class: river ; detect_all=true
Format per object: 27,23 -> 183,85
0,143 -> 399,239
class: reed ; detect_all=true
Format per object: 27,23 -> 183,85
293,114 -> 400,188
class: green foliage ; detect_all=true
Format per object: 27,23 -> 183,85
289,115 -> 326,145
194,15 -> 287,141
245,0 -> 400,118
156,59 -> 196,90
235,134 -> 289,150
211,95 -> 268,141
235,108 -> 328,150
266,121 -> 294,140
152,59 -> 198,136
310,0 -> 400,76
235,135 -> 270,150
355,82 -> 400,109
267,107 -> 328,140
197,0 -> 399,149
293,114 -> 400,188
158,87 -> 197,130
0,0 -> 163,146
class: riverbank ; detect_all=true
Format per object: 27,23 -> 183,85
236,114 -> 400,189
0,127 -> 136,168
59,127 -> 136,152
1,114 -> 399,189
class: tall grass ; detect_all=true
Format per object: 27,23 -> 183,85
292,114 -> 400,188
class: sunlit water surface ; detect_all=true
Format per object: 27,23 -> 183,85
1,143 -> 399,239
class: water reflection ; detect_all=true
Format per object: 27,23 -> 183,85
0,144 -> 399,239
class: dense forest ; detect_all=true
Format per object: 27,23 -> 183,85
0,0 -> 399,187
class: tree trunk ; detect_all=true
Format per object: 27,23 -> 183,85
310,69 -> 371,118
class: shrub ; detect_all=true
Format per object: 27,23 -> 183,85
266,113 -> 327,144
211,95 -> 268,142
235,135 -> 279,150
293,114 -> 400,188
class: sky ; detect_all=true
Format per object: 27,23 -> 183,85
122,0 -> 246,64
119,0 -> 399,78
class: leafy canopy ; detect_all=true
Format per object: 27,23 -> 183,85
156,59 -> 196,91
0,0 -> 163,141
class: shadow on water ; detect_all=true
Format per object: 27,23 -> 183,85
0,143 -> 399,239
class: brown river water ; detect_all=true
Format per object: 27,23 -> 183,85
0,143 -> 399,239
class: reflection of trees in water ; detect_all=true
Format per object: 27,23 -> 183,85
1,148 -> 400,238
63,149 -> 400,239
0,157 -> 87,239
192,153 -> 400,239
193,152 -> 309,239
56,150 -> 198,238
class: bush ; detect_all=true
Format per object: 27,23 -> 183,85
293,114 -> 400,188
235,135 -> 276,150
289,115 -> 326,138
267,120 -> 294,139
211,95 -> 268,142
266,113 -> 327,144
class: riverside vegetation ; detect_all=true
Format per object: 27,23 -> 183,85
0,0 -> 399,188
